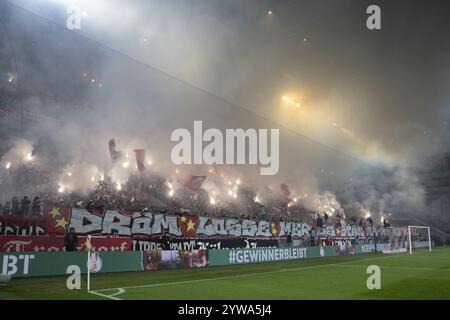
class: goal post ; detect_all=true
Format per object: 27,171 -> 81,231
407,225 -> 432,254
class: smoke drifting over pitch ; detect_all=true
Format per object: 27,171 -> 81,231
0,1 -> 449,227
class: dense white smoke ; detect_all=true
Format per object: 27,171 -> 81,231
0,0 -> 449,228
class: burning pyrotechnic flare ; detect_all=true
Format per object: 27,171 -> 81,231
116,182 -> 122,191
168,189 -> 174,197
58,185 -> 65,193
26,153 -> 33,161
122,161 -> 130,168
281,95 -> 301,108
5,162 -> 11,169
210,197 -> 216,205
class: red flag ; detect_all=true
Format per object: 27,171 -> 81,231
280,183 -> 291,200
108,139 -> 122,163
134,149 -> 146,173
184,176 -> 206,193
44,206 -> 71,235
270,221 -> 281,237
178,214 -> 200,238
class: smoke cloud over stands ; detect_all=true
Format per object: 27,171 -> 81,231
0,0 -> 449,228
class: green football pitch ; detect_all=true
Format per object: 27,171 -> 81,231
1,247 -> 450,300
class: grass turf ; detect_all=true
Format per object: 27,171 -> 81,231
1,246 -> 450,300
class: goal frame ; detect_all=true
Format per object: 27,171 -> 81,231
407,225 -> 431,254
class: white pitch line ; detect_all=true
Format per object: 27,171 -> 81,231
329,264 -> 450,272
107,288 -> 126,297
94,264 -> 330,293
89,290 -> 123,300
93,254 -> 400,295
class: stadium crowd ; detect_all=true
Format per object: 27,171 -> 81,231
0,163 -> 394,236
0,177 -> 388,232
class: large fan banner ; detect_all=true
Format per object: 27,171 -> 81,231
0,206 -> 387,239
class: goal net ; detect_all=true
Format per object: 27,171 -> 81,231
407,225 -> 432,254
378,227 -> 409,253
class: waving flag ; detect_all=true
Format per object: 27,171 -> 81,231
280,183 -> 291,200
44,206 -> 71,235
179,214 -> 200,238
134,149 -> 146,173
108,139 -> 122,163
270,221 -> 281,237
184,176 -> 206,193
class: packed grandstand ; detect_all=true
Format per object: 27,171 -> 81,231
1,160 -> 430,254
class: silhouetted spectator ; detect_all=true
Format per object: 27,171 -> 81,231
11,197 -> 21,215
323,212 -> 329,224
258,204 -> 266,218
31,196 -> 41,216
2,201 -> 11,215
287,232 -> 293,247
64,227 -> 78,251
309,227 -> 316,246
20,196 -> 31,216
85,200 -> 94,213
317,214 -> 323,229
161,231 -> 170,250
